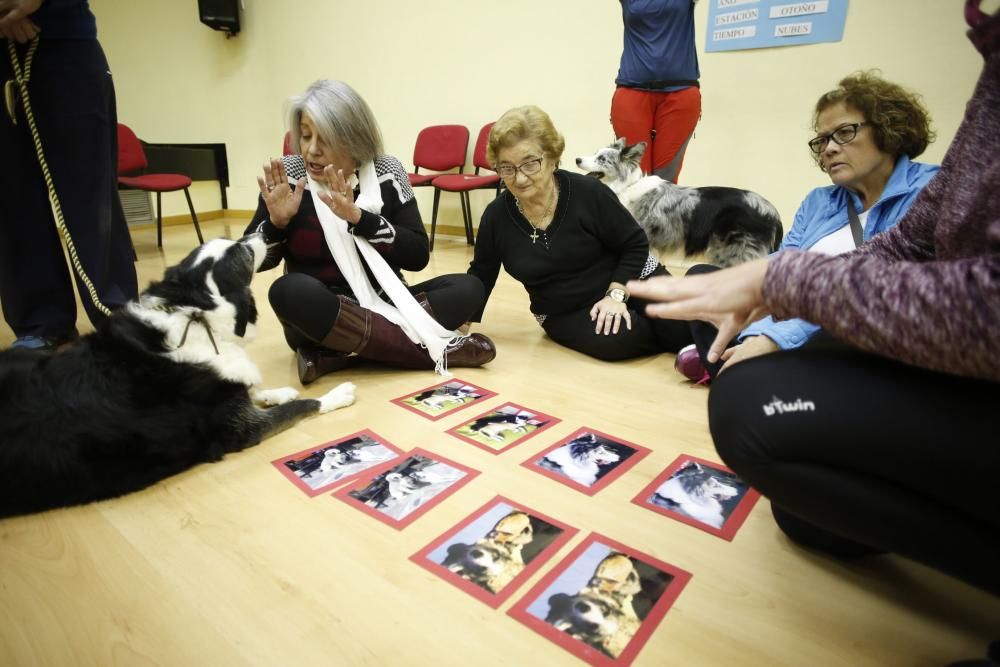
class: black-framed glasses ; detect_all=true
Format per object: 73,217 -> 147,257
496,157 -> 543,179
808,122 -> 868,154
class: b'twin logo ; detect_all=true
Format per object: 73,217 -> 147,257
762,396 -> 815,417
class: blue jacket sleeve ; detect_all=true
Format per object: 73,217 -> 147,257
739,315 -> 821,349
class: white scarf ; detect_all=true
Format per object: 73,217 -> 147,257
308,162 -> 457,374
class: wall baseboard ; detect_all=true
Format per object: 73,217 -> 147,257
151,210 -> 477,242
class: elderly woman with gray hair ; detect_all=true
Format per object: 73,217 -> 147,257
246,80 -> 496,384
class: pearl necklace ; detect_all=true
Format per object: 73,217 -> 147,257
515,180 -> 558,244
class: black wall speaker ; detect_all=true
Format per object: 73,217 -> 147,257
199,0 -> 240,36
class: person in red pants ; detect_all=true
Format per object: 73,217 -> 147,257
610,0 -> 701,183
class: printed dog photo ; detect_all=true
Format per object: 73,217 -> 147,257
391,379 -> 496,421
525,428 -> 651,496
631,455 -> 761,540
333,449 -> 479,529
509,534 -> 691,666
447,402 -> 560,454
411,496 -> 578,608
271,430 -> 404,496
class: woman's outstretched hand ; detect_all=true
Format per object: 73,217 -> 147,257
257,158 -> 305,228
627,259 -> 771,363
317,166 -> 362,224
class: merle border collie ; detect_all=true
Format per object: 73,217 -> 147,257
0,234 -> 355,519
576,139 -> 784,267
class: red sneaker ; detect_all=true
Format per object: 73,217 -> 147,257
674,344 -> 711,385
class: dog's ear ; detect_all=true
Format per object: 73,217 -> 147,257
545,593 -> 573,621
444,543 -> 470,568
622,141 -> 647,164
613,137 -> 626,151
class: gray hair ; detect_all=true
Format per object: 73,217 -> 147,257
286,80 -> 384,165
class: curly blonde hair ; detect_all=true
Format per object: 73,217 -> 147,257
487,105 -> 566,167
813,70 -> 935,164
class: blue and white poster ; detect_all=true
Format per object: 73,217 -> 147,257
706,0 -> 849,52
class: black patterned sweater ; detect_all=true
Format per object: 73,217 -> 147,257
245,154 -> 429,290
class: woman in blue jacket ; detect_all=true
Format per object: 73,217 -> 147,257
676,71 -> 940,382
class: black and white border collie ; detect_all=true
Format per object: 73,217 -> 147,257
576,138 -> 784,267
0,234 -> 355,519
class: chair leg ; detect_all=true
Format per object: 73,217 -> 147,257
461,192 -> 474,245
156,192 -> 163,248
183,187 -> 204,245
430,188 -> 441,252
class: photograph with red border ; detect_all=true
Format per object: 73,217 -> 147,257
507,532 -> 691,667
521,427 -> 650,496
332,448 -> 479,529
630,454 -> 761,541
410,494 -> 578,608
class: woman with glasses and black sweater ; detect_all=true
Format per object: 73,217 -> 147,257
467,105 -> 692,362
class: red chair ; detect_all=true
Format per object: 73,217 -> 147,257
406,125 -> 469,245
117,124 -> 204,248
429,123 -> 500,250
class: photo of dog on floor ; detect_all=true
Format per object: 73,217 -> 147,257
271,430 -> 404,496
0,234 -> 356,519
391,379 -> 496,421
632,455 -> 761,540
448,402 -> 560,454
526,429 -> 651,496
334,449 -> 479,529
508,534 -> 691,666
412,496 -> 578,607
576,138 -> 783,267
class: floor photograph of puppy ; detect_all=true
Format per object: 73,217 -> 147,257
528,428 -> 651,496
632,455 -> 762,541
392,379 -> 496,421
448,402 -> 561,455
412,496 -> 578,607
271,429 -> 405,496
510,534 -> 691,666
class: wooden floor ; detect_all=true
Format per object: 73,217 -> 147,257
1,218 -> 998,667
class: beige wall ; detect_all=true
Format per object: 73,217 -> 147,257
92,0 -> 985,229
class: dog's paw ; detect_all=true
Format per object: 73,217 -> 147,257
253,387 -> 299,405
319,381 -> 356,413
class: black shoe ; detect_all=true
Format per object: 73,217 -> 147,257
296,347 -> 355,385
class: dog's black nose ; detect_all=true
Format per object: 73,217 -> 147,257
575,158 -> 582,166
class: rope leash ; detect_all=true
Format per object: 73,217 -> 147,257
5,37 -> 111,317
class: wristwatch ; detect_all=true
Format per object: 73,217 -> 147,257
606,287 -> 628,303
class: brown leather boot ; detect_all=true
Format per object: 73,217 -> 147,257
296,346 -> 356,385
322,297 -> 435,369
321,297 -> 496,370
410,291 -> 496,367
443,334 -> 496,367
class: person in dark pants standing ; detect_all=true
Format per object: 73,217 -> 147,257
0,0 -> 137,350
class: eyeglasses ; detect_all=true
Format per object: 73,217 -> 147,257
496,157 -> 543,179
808,122 -> 868,154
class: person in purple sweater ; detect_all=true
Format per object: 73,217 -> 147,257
628,0 -> 1000,598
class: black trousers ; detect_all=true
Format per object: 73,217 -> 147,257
709,336 -> 1000,595
540,266 -> 692,361
268,271 -> 485,350
0,38 -> 137,338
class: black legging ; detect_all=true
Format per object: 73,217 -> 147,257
540,266 -> 692,361
267,272 -> 484,350
708,335 -> 1000,595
